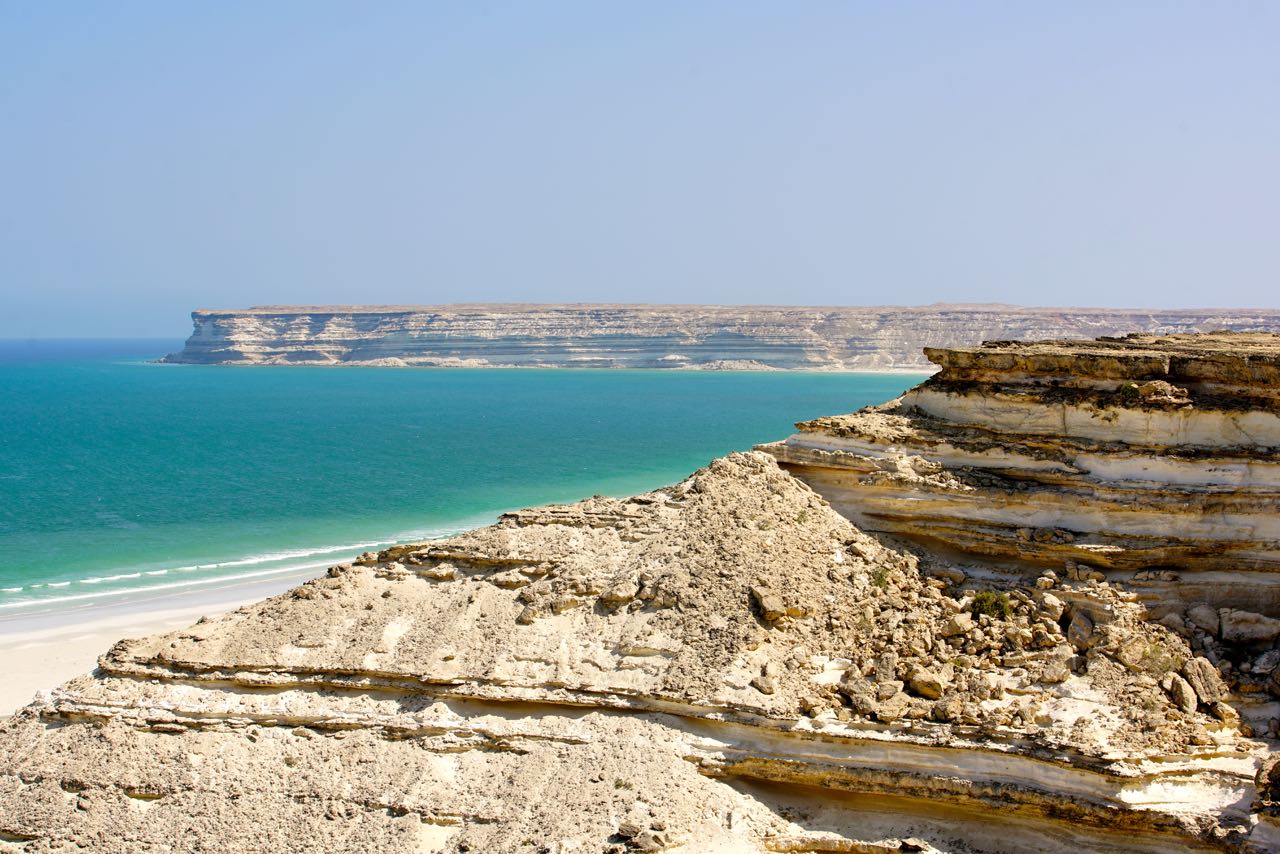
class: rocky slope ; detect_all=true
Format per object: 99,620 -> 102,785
0,451 -> 1272,852
162,304 -> 1280,370
4,333 -> 1280,852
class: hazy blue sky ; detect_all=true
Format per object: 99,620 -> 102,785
2,2 -> 1277,337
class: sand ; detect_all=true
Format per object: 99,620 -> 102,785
0,570 -> 318,715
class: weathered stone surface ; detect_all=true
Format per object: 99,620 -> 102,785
1183,657 -> 1228,706
1068,611 -> 1096,652
1221,609 -> 1280,645
941,612 -> 975,637
907,668 -> 948,700
1188,604 -> 1222,636
1164,673 -> 1198,714
751,331 -> 1280,850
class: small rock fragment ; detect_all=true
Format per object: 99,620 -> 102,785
750,586 -> 786,622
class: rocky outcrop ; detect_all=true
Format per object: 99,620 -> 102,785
763,331 -> 1280,845
162,304 -> 1280,370
0,452 -> 1272,852
763,332 -> 1280,595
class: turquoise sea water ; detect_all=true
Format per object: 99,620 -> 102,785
0,340 -> 924,614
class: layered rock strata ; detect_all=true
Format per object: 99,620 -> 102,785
763,332 -> 1280,596
0,453 -> 1272,852
764,332 -> 1280,813
162,304 -> 1280,370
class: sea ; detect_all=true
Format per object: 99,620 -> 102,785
0,339 -> 924,616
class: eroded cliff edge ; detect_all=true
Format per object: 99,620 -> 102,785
162,304 -> 1280,370
3,333 -> 1280,853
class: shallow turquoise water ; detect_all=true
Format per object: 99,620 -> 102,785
0,340 -> 923,612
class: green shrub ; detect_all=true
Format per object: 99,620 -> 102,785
972,590 -> 1012,620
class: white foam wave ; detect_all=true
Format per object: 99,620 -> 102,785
0,517 -> 496,613
168,540 -> 385,574
0,559 -> 341,610
0,587 -> 21,593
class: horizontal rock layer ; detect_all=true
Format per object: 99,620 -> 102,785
162,304 -> 1280,370
1,453 -> 1268,852
764,333 -> 1280,590
763,333 -> 1280,819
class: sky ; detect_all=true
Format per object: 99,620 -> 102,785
1,2 -> 1277,337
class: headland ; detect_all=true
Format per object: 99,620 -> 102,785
163,303 -> 1280,371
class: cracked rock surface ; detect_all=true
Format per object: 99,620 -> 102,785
0,447 -> 1270,852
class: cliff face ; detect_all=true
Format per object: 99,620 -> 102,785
5,334 -> 1280,852
163,304 -> 1280,370
763,333 -> 1280,788
763,332 -> 1280,593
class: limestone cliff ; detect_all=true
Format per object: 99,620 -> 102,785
162,304 -> 1280,370
5,334 -> 1280,852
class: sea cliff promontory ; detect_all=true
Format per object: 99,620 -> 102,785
5,333 -> 1280,852
163,304 -> 1280,370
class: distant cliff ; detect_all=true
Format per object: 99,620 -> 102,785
163,304 -> 1280,370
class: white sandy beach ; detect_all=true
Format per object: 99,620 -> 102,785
0,569 -> 321,715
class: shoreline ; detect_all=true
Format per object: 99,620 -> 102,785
0,565 -> 326,715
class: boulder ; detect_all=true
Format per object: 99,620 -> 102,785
1040,658 -> 1071,684
1256,650 -> 1280,675
1220,609 -> 1280,645
749,586 -> 786,622
1162,673 -> 1197,714
600,579 -> 640,608
930,696 -> 964,722
1186,604 -> 1220,636
750,675 -> 777,695
1182,657 -> 1226,705
908,668 -> 948,700
875,692 -> 912,722
874,650 -> 900,683
838,673 -> 878,715
1037,592 -> 1065,621
1067,611 -> 1095,652
876,680 -> 905,701
1210,701 -> 1241,727
941,613 -> 975,638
